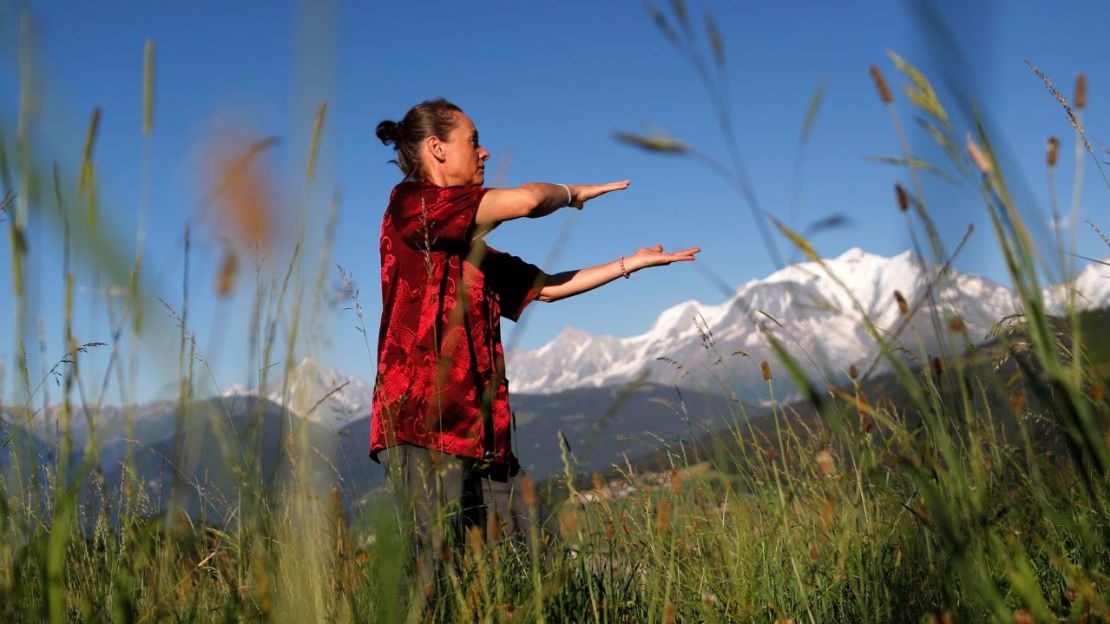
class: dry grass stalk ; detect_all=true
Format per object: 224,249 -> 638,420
1026,60 -> 1093,153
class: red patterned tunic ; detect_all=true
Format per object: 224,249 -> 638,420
370,181 -> 546,465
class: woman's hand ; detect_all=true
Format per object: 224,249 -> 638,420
538,243 -> 700,302
627,245 -> 701,271
569,180 -> 630,210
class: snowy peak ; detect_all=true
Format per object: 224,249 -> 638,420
258,358 -> 372,429
1044,259 -> 1110,313
508,250 -> 1110,394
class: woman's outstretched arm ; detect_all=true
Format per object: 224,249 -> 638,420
476,181 -> 629,228
537,245 -> 701,303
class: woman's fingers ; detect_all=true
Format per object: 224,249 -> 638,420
573,180 -> 630,205
634,245 -> 700,267
590,180 -> 630,195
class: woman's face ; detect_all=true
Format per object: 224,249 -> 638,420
438,112 -> 489,186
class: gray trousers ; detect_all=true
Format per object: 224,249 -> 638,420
378,445 -> 556,610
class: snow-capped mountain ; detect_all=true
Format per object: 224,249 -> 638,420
260,358 -> 373,430
506,248 -> 1110,394
1045,259 -> 1110,313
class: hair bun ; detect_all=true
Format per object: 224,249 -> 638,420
376,120 -> 401,145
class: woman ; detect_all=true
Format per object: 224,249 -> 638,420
372,98 -> 698,604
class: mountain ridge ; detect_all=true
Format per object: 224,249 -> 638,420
507,247 -> 1109,394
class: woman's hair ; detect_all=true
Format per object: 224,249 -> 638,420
376,98 -> 463,179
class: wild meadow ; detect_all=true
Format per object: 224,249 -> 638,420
2,3 -> 1110,623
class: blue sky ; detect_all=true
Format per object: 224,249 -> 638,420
1,1 -> 1109,403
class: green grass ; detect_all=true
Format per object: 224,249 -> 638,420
3,3 -> 1110,622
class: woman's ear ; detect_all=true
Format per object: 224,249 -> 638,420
426,135 -> 447,163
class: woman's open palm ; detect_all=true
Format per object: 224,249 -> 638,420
632,244 -> 701,268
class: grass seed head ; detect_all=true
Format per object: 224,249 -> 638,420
761,360 -> 773,381
966,133 -> 993,174
931,356 -> 944,377
592,471 -> 605,491
821,500 -> 836,529
765,447 -> 778,461
486,512 -> 501,543
1090,382 -> 1105,402
656,498 -> 672,532
1010,391 -> 1026,412
1013,609 -> 1034,624
252,555 -> 271,616
927,611 -> 954,624
663,602 -> 677,624
466,525 -> 483,557
848,364 -> 858,379
205,133 -> 279,250
870,65 -> 892,104
613,131 -> 688,154
947,316 -> 965,333
1074,72 -> 1087,109
1046,136 -> 1060,167
895,183 -> 909,212
894,290 -> 909,315
808,544 -> 819,561
816,450 -> 835,476
521,475 -> 537,509
215,250 -> 238,296
669,468 -> 683,495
